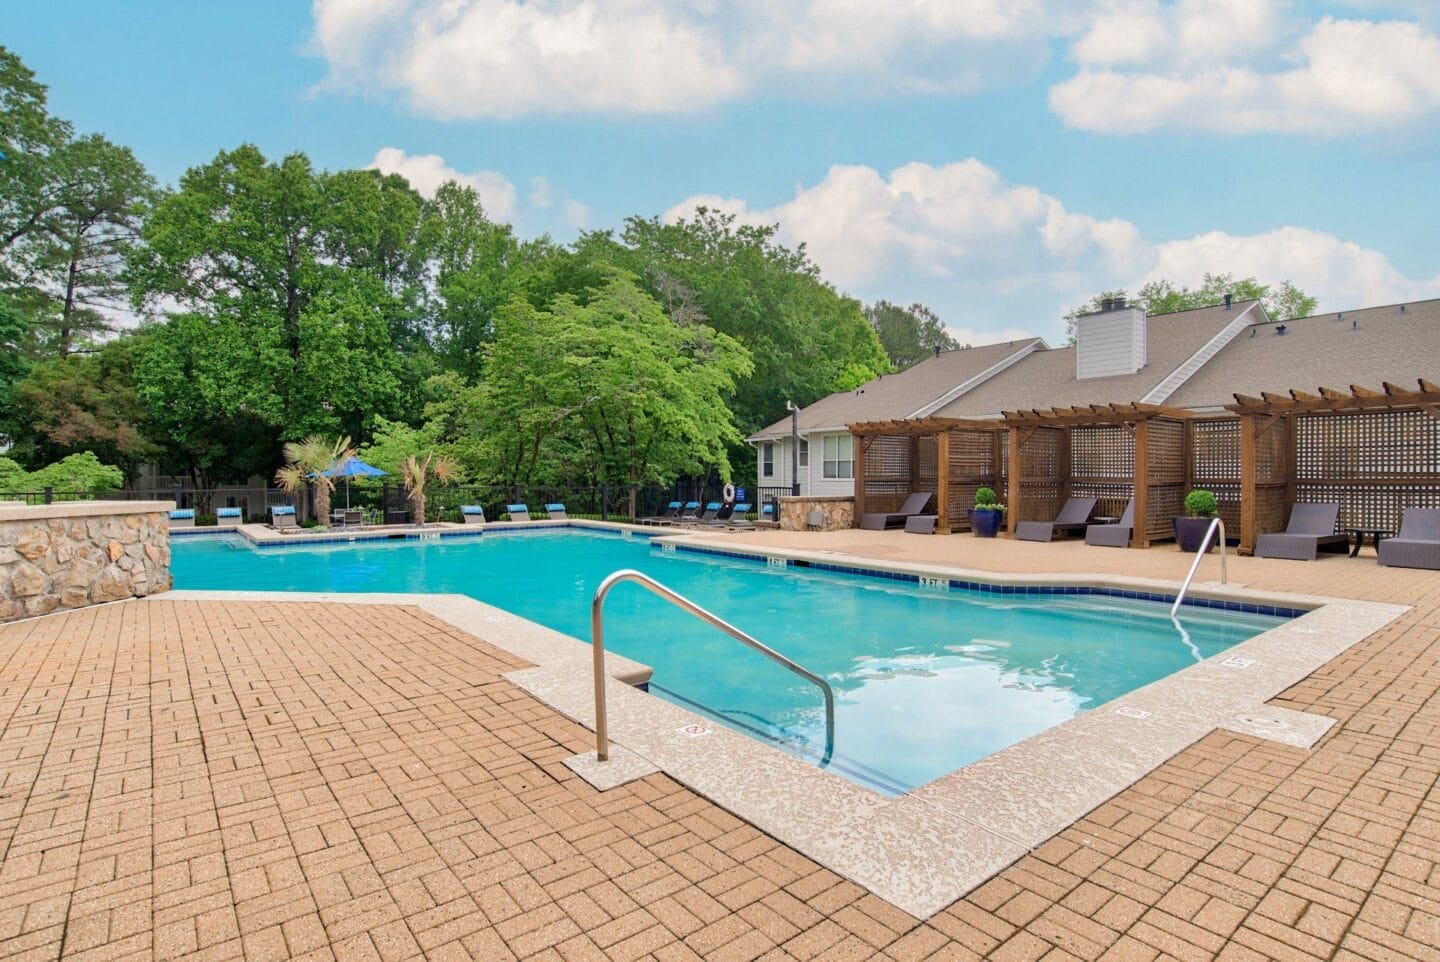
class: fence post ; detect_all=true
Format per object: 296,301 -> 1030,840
601,484 -> 608,522
43,487 -> 53,505
173,484 -> 182,509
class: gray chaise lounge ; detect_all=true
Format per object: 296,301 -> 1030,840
1255,503 -> 1347,560
1084,499 -> 1134,548
859,492 -> 932,530
1015,497 -> 1097,542
1378,508 -> 1440,569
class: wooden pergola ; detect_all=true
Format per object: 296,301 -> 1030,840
1224,379 -> 1440,553
1001,403 -> 1194,547
849,417 -> 1005,533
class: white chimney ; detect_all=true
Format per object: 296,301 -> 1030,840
1075,300 -> 1147,379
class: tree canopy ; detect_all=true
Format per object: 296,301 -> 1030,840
865,300 -> 960,369
1064,273 -> 1318,343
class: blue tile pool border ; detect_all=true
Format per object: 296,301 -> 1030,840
182,521 -> 661,550
668,543 -> 1306,618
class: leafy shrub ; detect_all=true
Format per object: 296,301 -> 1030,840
973,486 -> 1005,512
22,452 -> 125,493
1184,489 -> 1219,518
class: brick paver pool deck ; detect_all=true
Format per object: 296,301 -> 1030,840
0,532 -> 1437,960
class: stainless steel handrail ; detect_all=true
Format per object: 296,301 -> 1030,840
591,569 -> 835,765
1171,517 -> 1228,617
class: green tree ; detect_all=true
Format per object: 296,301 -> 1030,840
12,335 -> 156,478
1064,275 -> 1317,343
0,293 -> 29,440
481,273 -> 753,515
0,46 -> 71,282
355,415 -> 442,477
865,300 -> 957,369
26,451 -> 124,493
275,435 -> 353,525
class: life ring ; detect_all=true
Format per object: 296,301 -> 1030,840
722,482 -> 736,503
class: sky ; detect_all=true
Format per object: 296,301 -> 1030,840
7,0 -> 1440,345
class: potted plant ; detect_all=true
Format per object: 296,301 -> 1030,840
1174,489 -> 1219,552
969,486 -> 1005,538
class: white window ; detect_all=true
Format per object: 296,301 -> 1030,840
799,438 -> 809,468
761,442 -> 775,478
822,434 -> 854,479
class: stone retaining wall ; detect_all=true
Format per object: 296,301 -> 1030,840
778,495 -> 855,532
0,501 -> 174,622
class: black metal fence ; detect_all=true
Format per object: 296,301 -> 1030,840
2,481 -> 744,525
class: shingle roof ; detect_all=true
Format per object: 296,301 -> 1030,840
1164,298 -> 1440,409
934,302 -> 1254,418
747,338 -> 1043,440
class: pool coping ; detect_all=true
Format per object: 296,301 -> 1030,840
163,522 -> 1409,919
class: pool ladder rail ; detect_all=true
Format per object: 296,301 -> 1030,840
1171,517 -> 1228,618
590,569 -> 836,767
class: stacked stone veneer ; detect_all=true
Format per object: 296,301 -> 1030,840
778,495 -> 855,532
0,501 -> 173,622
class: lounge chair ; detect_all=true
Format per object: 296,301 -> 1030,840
269,505 -> 299,532
859,492 -> 932,530
700,503 -> 739,526
1015,497 -> 1098,542
1084,499 -> 1134,548
1378,508 -> 1440,569
341,508 -> 364,527
1255,503 -> 1347,561
659,502 -> 701,526
506,504 -> 530,522
216,506 -> 243,524
168,508 -> 195,529
641,501 -> 683,525
681,502 -> 721,526
903,515 -> 937,534
545,503 -> 568,520
460,505 -> 486,524
730,504 -> 772,531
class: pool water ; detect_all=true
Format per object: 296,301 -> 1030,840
172,529 -> 1285,794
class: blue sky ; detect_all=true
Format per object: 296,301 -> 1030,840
8,0 -> 1440,344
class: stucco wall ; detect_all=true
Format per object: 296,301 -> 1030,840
0,501 -> 174,622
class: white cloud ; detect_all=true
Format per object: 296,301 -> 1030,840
563,199 -> 593,230
665,159 -> 1438,338
1141,227 -> 1440,310
367,147 -> 518,220
1052,12 -> 1440,135
528,176 -> 554,211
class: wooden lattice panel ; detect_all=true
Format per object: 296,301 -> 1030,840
1254,417 -> 1290,485
1019,427 -> 1065,479
916,436 -> 938,481
1296,410 -> 1440,480
1145,419 -> 1186,485
1191,418 -> 1240,485
946,429 -> 1000,532
861,435 -> 911,514
1071,425 -> 1133,481
1145,484 -> 1185,539
1069,482 -> 1132,522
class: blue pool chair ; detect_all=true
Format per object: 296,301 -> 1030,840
168,508 -> 196,529
683,502 -> 721,526
215,506 -> 244,524
269,505 -> 299,532
642,501 -> 683,525
545,503 -> 568,520
506,504 -> 530,522
460,505 -> 486,525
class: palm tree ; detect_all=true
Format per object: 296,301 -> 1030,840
400,451 -> 458,526
275,435 -> 354,525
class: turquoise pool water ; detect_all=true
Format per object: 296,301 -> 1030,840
171,529 -> 1285,794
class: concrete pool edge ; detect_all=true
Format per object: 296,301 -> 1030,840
157,536 -> 1408,919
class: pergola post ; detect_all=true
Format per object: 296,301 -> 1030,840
1238,413 -> 1258,554
852,433 -> 867,528
1132,419 -> 1150,549
935,429 -> 950,534
1006,426 -> 1022,536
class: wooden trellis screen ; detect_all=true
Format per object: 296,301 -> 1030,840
849,418 -> 1004,532
1001,403 -> 1193,547
1225,380 -> 1440,553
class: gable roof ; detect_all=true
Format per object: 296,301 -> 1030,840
1164,298 -> 1440,410
934,301 -> 1258,419
747,337 -> 1043,441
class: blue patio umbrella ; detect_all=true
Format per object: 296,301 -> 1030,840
317,456 -> 387,508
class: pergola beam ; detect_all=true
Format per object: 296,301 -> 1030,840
1226,379 -> 1440,415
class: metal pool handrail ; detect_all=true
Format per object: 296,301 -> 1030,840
1171,517 -> 1228,618
590,569 -> 836,766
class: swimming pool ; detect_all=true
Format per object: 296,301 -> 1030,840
172,528 -> 1287,794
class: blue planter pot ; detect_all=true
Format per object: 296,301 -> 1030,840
970,508 -> 1003,538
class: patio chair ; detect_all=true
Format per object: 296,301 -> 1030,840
460,505 -> 486,525
168,508 -> 196,529
269,505 -> 299,532
658,502 -> 702,526
1084,499 -> 1134,548
545,503 -> 568,520
700,503 -> 740,526
681,503 -> 722,526
640,501 -> 683,525
506,504 -> 530,522
1014,497 -> 1097,542
1378,508 -> 1440,569
215,507 -> 244,524
730,504 -> 773,531
1255,503 -> 1347,561
903,515 -> 938,534
859,492 -> 932,530
342,508 -> 364,527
